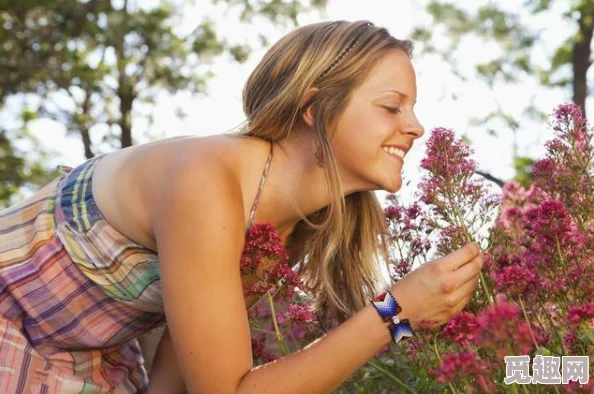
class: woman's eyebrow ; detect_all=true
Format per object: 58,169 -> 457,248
382,89 -> 416,105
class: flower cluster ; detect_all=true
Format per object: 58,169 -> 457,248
367,104 -> 594,393
241,222 -> 302,299
383,195 -> 432,280
244,223 -> 323,365
247,104 -> 594,392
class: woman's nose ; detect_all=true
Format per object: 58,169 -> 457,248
404,114 -> 424,139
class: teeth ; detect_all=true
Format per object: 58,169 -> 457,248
383,146 -> 405,159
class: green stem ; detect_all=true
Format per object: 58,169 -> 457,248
569,135 -> 594,189
367,358 -> 418,394
555,237 -> 566,267
584,322 -> 594,346
478,271 -> 494,306
518,296 -> 540,350
509,382 -> 521,394
250,326 -> 278,336
441,173 -> 494,306
539,303 -> 566,355
431,341 -> 460,394
267,290 -> 289,356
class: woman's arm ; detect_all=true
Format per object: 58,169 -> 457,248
236,243 -> 482,394
150,154 -> 482,394
146,327 -> 187,394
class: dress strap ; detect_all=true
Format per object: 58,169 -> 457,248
246,140 -> 273,231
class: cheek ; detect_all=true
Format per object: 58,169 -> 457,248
332,104 -> 395,163
337,104 -> 390,140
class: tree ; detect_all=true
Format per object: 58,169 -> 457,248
0,0 -> 326,207
412,0 -> 593,186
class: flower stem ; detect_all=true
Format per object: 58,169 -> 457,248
267,290 -> 289,356
539,302 -> 566,355
509,383 -> 521,394
250,326 -> 278,336
583,323 -> 594,346
519,296 -> 540,350
368,358 -> 418,394
431,340 -> 460,394
478,271 -> 494,306
442,176 -> 494,306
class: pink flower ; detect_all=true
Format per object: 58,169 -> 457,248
567,302 -> 594,326
284,304 -> 315,324
441,312 -> 478,348
552,103 -> 588,140
563,330 -> 578,353
491,262 -> 539,299
390,257 -> 414,281
432,351 -> 492,391
474,299 -> 535,357
241,222 -> 304,299
241,222 -> 289,274
420,127 -> 477,181
531,103 -> 594,219
251,334 -> 276,364
416,127 -> 499,257
524,200 -> 573,251
563,378 -> 594,393
248,304 -> 271,319
384,198 -> 431,280
289,324 -> 310,343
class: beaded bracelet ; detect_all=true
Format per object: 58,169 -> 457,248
370,290 -> 414,344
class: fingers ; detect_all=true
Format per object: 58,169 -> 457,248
435,253 -> 482,319
453,272 -> 480,311
451,252 -> 484,287
439,242 -> 481,271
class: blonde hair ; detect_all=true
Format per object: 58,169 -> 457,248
230,20 -> 414,323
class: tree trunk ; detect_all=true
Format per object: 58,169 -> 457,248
572,8 -> 594,118
114,0 -> 134,148
81,127 -> 94,159
80,88 -> 94,159
118,84 -> 134,148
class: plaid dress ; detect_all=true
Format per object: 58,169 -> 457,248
0,143 -> 273,393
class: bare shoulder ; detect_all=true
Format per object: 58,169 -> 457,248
146,137 -> 259,392
92,135 -> 264,251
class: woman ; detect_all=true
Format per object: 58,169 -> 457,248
0,20 -> 483,393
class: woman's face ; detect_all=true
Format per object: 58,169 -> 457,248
331,49 -> 424,194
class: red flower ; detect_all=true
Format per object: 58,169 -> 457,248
241,222 -> 305,299
284,304 -> 315,324
441,312 -> 478,348
567,302 -> 594,326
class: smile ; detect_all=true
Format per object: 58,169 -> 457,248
382,146 -> 405,162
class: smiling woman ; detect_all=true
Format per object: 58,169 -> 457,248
0,20 -> 483,394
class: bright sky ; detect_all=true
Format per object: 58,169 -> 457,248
11,0 -> 591,206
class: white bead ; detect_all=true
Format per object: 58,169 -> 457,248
391,316 -> 400,325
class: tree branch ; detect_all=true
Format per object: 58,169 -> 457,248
475,170 -> 505,188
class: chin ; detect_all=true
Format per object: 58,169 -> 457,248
383,182 -> 402,193
384,186 -> 402,193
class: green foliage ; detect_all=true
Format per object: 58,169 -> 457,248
213,0 -> 325,26
512,155 -> 536,188
0,0 -> 326,205
551,39 -> 573,71
416,0 -> 593,185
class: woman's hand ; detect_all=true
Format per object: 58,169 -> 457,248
389,242 -> 484,330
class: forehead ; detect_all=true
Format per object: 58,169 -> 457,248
356,50 -> 417,99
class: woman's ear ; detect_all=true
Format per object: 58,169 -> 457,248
299,87 -> 319,128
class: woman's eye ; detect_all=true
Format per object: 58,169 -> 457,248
384,106 -> 402,115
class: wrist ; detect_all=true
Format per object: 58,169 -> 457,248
364,304 -> 394,346
388,283 -> 413,327
369,288 -> 414,343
